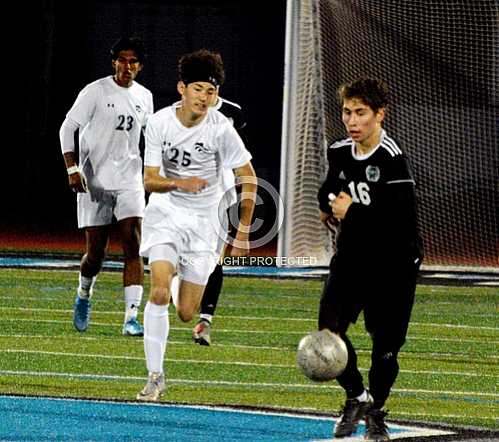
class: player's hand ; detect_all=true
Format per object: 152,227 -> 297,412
319,210 -> 338,232
68,171 -> 88,193
330,191 -> 352,220
176,177 -> 209,193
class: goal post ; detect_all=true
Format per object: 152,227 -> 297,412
278,0 -> 499,271
279,0 -> 333,267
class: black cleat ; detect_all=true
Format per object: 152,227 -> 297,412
192,319 -> 211,346
334,396 -> 373,438
365,408 -> 390,441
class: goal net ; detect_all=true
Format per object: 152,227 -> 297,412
278,0 -> 499,270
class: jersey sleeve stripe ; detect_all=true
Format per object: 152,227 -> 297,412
219,97 -> 242,110
330,139 -> 351,149
381,143 -> 397,157
386,179 -> 415,184
382,137 -> 403,156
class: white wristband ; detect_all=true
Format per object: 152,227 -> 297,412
67,165 -> 80,175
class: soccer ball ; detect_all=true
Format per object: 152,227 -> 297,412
296,329 -> 348,382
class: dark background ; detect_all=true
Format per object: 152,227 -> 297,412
3,0 -> 286,249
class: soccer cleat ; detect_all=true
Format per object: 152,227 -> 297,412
122,317 -> 144,336
136,372 -> 165,402
73,295 -> 91,332
334,395 -> 374,438
365,409 -> 390,441
192,319 -> 211,346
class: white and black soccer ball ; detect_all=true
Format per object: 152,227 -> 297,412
296,329 -> 348,382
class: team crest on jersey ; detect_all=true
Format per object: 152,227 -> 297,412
194,142 -> 211,154
135,105 -> 142,113
366,165 -> 380,182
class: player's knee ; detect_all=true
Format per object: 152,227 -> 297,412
371,346 -> 399,375
177,308 -> 194,323
122,247 -> 141,263
83,252 -> 105,271
149,286 -> 169,305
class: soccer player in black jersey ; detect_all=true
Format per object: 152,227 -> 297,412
317,78 -> 423,441
191,95 -> 249,345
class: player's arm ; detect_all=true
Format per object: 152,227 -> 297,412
230,161 -> 257,257
143,167 -> 208,194
317,148 -> 342,230
59,117 -> 87,193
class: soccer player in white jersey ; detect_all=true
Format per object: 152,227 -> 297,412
136,49 -> 257,401
317,78 -> 423,440
172,94 -> 248,346
59,36 -> 153,337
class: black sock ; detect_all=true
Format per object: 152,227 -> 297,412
201,264 -> 223,316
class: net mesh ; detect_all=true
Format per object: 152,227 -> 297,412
279,0 -> 498,269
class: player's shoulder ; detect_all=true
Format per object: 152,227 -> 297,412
328,137 -> 352,150
81,77 -> 109,93
208,107 -> 234,125
215,97 -> 246,130
326,137 -> 351,162
328,137 -> 351,156
131,80 -> 153,96
216,96 -> 242,113
379,132 -> 405,159
149,104 -> 175,125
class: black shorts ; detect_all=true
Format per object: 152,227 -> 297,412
319,252 -> 420,351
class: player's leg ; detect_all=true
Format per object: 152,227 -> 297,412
192,210 -> 229,345
117,216 -> 144,336
179,250 -> 217,323
176,279 -> 206,323
363,258 -> 420,440
192,263 -> 223,345
319,255 -> 372,438
73,225 -> 110,332
137,245 -> 176,402
74,190 -> 114,332
115,189 -> 146,336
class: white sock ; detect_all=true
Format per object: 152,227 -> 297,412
200,313 -> 213,324
170,275 -> 179,308
143,302 -> 169,375
124,285 -> 143,322
78,274 -> 96,299
355,390 -> 370,402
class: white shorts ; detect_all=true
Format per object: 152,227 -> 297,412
140,199 -> 222,285
77,188 -> 145,228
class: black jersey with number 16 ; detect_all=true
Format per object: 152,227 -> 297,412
318,130 -> 423,261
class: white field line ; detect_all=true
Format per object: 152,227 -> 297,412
2,306 -> 498,321
0,348 -> 497,379
0,369 -> 497,402
3,317 -> 499,344
1,318 -> 498,354
0,334 -> 288,351
2,307 -> 498,333
1,292 -> 497,307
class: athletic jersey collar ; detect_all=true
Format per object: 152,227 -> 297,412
107,75 -> 136,92
171,103 -> 210,130
351,129 -> 386,160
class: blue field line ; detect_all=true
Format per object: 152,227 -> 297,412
0,395 -> 454,441
1,256 -> 499,285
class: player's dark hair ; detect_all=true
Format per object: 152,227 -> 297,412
337,78 -> 389,112
110,36 -> 146,63
178,49 -> 225,88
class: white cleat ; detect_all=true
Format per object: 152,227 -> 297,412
136,372 -> 165,402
